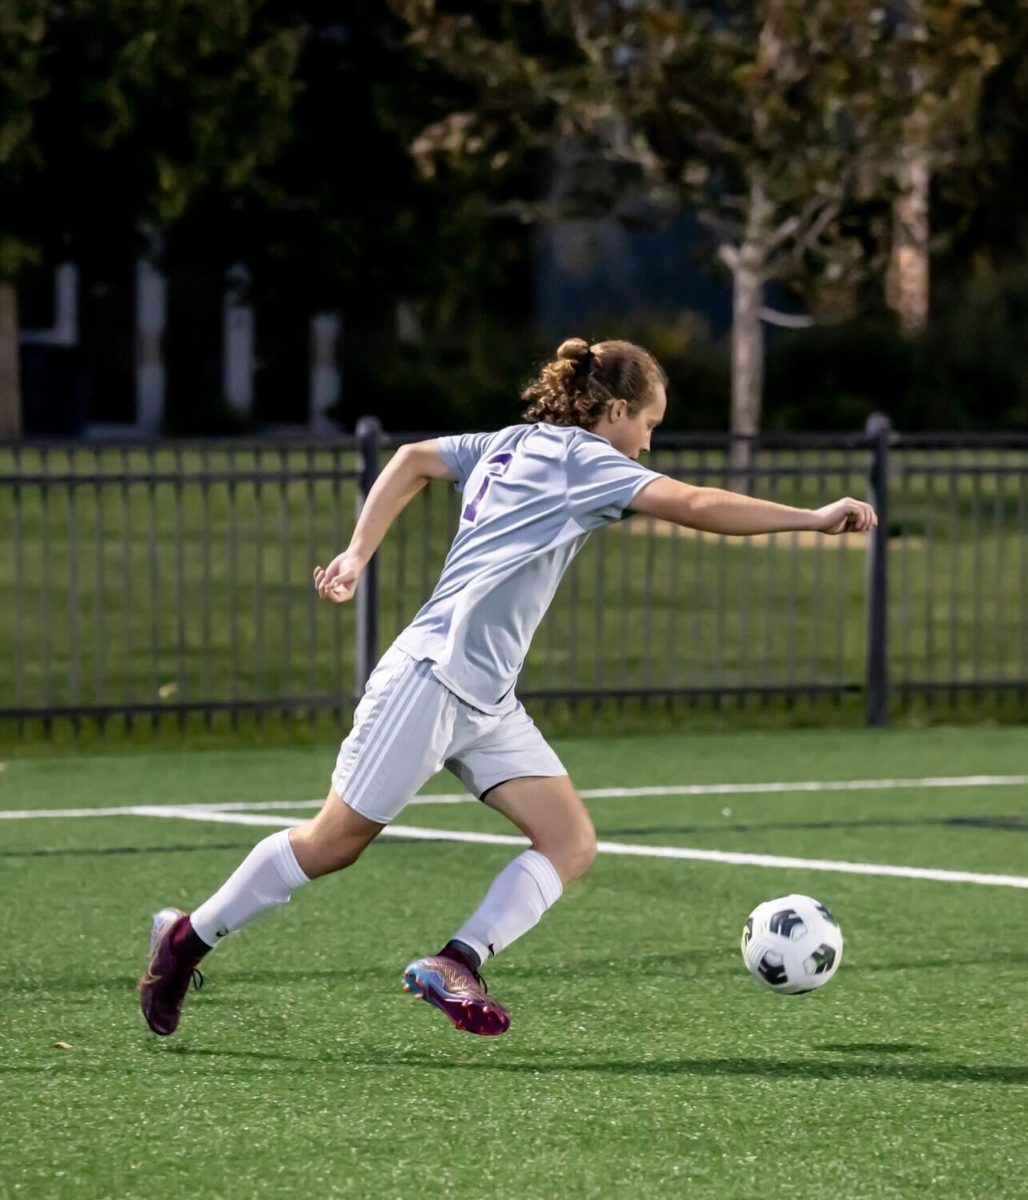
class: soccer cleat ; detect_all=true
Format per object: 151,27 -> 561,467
151,907 -> 220,957
139,909 -> 204,1036
402,955 -> 511,1036
150,907 -> 185,954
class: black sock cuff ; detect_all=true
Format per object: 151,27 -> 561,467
439,939 -> 482,973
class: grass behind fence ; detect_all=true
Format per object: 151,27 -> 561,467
1,443 -> 1025,733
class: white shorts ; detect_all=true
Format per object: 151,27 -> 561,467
331,646 -> 567,824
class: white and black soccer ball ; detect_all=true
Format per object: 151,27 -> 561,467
741,893 -> 843,995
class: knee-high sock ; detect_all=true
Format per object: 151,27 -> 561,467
190,829 -> 310,948
452,849 -> 563,963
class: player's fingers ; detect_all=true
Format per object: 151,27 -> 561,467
838,500 -> 876,534
326,583 -> 355,603
315,569 -> 343,600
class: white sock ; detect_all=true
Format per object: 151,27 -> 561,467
453,849 -> 563,963
190,829 -> 310,947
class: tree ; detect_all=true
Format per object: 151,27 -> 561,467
391,0 -> 1026,453
392,1 -> 898,467
0,0 -> 305,434
874,1 -> 1007,334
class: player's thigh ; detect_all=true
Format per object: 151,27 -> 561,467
481,775 -> 597,884
332,651 -> 456,825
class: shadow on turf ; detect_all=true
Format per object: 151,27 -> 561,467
152,1046 -> 1028,1086
4,814 -> 1026,863
597,815 -> 1028,838
817,1042 -> 930,1054
570,951 -> 1028,978
15,948 -> 1028,997
0,842 -> 259,860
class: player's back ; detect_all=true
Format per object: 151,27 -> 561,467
395,422 -> 659,712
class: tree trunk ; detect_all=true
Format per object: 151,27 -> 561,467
730,248 -> 764,491
0,280 -> 22,438
886,116 -> 931,335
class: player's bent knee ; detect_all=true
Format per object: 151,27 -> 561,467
290,829 -> 368,878
572,831 -> 599,878
324,838 -> 367,871
289,803 -> 381,878
547,828 -> 597,883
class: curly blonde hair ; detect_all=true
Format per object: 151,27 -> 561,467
521,338 -> 667,430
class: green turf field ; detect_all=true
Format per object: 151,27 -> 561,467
2,727 -> 1027,1199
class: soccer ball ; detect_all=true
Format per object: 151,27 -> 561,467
741,893 -> 843,995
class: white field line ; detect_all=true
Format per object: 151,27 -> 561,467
69,804 -> 1028,890
3,772 -> 1027,822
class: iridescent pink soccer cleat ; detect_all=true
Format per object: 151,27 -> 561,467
402,955 -> 511,1036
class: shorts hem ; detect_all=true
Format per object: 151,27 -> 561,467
476,768 -> 569,802
332,776 -> 395,826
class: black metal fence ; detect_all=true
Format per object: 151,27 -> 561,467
1,420 -> 1025,735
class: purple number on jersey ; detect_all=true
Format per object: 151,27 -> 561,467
462,452 -> 514,523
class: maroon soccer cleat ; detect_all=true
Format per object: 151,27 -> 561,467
138,909 -> 204,1036
402,955 -> 511,1036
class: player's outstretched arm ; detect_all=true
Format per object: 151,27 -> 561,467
628,476 -> 877,537
314,440 -> 457,603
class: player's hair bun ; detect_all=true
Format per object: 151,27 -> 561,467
556,338 -> 592,363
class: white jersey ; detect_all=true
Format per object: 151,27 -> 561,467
394,422 -> 662,713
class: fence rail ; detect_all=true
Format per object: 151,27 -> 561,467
1,420 -> 1025,735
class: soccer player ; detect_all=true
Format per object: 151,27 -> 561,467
140,338 -> 876,1037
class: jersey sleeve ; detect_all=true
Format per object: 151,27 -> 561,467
567,436 -> 663,525
436,431 -> 499,488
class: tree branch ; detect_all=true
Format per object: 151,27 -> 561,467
796,199 -> 841,254
760,307 -> 814,328
702,210 -> 744,248
718,242 -> 741,270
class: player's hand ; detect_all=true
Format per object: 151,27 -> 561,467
313,552 -> 361,603
812,498 -> 878,535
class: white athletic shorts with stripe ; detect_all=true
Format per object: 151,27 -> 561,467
331,646 -> 567,824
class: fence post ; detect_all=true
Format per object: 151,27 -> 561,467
865,413 -> 891,727
355,416 -> 383,698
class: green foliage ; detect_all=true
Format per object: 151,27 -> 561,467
765,247 -> 1028,430
764,318 -> 911,430
917,255 -> 1028,428
340,320 -> 548,433
394,3 -> 895,292
392,1 -> 1028,434
0,1 -> 47,172
597,237 -> 1028,429
0,0 -> 304,280
0,0 -> 47,278
160,6 -> 545,415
